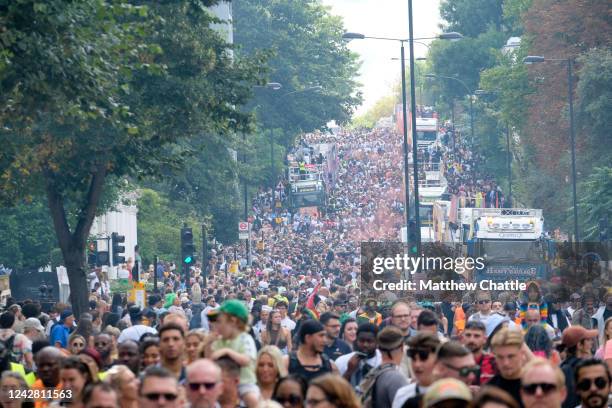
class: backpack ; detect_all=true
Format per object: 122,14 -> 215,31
359,363 -> 396,408
4,334 -> 18,363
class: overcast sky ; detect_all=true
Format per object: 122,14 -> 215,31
321,0 -> 442,115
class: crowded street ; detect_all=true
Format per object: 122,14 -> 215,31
1,1 -> 610,408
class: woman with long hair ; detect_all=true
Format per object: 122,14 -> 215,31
139,338 -> 161,369
261,310 -> 292,354
58,356 -> 96,406
185,330 -> 205,365
104,365 -> 139,408
305,374 -> 360,408
256,346 -> 287,400
110,293 -> 123,316
339,318 -> 357,347
595,317 -> 612,359
74,317 -> 94,348
100,312 -> 120,332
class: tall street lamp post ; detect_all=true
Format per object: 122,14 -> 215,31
343,31 -> 462,253
523,55 -> 578,242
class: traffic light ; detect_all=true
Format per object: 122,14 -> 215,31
87,241 -> 98,266
111,232 -> 126,265
181,226 -> 195,267
408,220 -> 418,254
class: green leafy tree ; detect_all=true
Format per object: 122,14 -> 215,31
576,47 -> 612,168
0,201 -> 59,269
440,0 -> 503,38
0,0 -> 263,317
578,167 -> 612,240
352,95 -> 398,130
233,0 -> 362,144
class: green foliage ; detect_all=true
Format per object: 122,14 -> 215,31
234,0 -> 362,145
576,47 -> 612,168
136,188 -> 209,266
502,0 -> 533,35
0,200 -> 59,269
352,95 -> 397,129
429,29 -> 506,100
440,0 -> 503,38
0,0 -> 264,315
479,46 -> 531,129
578,167 -> 612,240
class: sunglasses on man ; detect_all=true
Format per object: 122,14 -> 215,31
407,348 -> 432,361
442,362 -> 480,378
521,382 -> 557,395
576,377 -> 609,391
188,382 -> 219,392
143,392 -> 178,401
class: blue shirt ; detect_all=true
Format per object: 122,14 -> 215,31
50,324 -> 70,348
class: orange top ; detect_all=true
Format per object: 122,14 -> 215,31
454,306 -> 466,334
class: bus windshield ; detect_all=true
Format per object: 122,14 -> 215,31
417,130 -> 437,141
479,240 -> 543,263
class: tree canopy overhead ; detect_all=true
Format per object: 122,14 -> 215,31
233,0 -> 362,145
0,0 -> 265,316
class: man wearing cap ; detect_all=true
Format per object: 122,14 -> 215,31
50,309 -> 74,348
117,306 -> 158,343
560,325 -> 599,408
422,378 -> 472,408
23,317 -> 45,342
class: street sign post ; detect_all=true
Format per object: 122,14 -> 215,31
238,222 -> 250,240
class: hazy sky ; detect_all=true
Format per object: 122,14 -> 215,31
321,0 -> 442,115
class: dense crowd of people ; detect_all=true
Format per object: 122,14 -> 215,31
0,124 -> 611,408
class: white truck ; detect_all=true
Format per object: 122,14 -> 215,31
461,208 -> 550,282
415,117 -> 438,148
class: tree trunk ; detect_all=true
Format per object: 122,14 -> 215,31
64,250 -> 89,318
45,165 -> 107,319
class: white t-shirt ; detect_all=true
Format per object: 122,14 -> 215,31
393,383 -> 430,408
281,316 -> 296,332
117,324 -> 157,343
334,350 -> 382,376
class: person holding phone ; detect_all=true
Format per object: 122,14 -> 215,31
333,323 -> 380,393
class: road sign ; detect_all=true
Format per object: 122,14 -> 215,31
238,222 -> 249,232
239,232 -> 249,240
